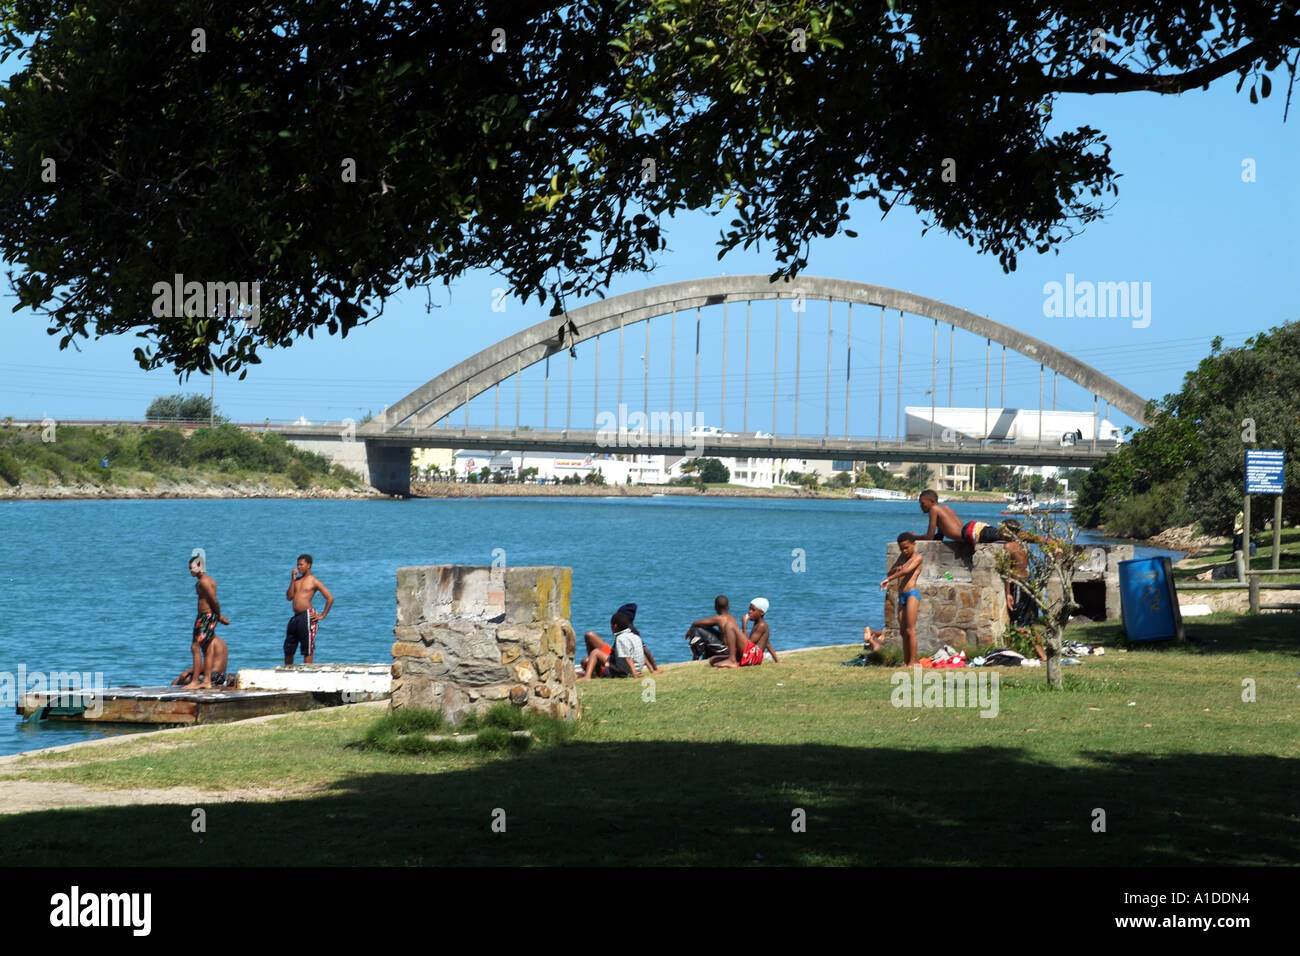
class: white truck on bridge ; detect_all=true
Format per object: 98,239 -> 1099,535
904,407 -> 1125,445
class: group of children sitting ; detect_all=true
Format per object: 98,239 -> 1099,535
577,594 -> 780,679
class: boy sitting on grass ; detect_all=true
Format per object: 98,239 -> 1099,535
578,611 -> 660,680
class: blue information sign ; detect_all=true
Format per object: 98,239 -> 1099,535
1246,449 -> 1285,494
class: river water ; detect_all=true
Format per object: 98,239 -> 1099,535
0,496 -> 1179,756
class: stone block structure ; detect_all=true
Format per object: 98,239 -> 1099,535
881,541 -> 1008,655
881,540 -> 1135,655
1053,543 -> 1133,621
390,564 -> 578,725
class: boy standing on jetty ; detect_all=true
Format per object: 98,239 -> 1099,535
187,555 -> 230,689
881,532 -> 923,666
285,554 -> 333,665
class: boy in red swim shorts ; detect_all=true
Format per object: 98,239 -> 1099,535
711,598 -> 780,667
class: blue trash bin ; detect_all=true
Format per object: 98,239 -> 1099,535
1118,556 -> 1185,641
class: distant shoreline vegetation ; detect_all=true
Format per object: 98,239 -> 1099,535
1074,320 -> 1299,539
0,422 -> 363,493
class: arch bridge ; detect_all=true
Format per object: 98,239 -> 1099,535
284,276 -> 1148,494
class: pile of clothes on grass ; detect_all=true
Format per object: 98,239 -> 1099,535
968,639 -> 1106,667
843,639 -> 1109,668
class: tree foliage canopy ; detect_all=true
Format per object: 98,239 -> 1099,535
1075,321 -> 1300,534
145,392 -> 224,423
2,0 -> 1296,377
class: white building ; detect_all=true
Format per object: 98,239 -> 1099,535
441,440 -> 856,490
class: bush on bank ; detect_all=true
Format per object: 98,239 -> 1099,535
1075,321 -> 1300,535
0,423 -> 360,488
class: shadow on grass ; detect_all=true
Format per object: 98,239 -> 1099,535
1075,615 -> 1298,655
3,741 -> 1295,866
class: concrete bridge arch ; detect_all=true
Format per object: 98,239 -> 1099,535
370,275 -> 1149,435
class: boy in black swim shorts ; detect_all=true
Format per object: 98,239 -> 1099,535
284,607 -> 319,662
285,554 -> 333,664
187,555 -> 230,689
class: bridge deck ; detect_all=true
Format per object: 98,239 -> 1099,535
282,424 -> 1119,465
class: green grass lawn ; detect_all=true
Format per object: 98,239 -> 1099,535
1,614 -> 1296,866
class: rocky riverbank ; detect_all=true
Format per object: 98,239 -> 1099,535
1143,523 -> 1228,557
0,477 -> 383,500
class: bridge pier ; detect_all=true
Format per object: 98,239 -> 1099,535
286,437 -> 411,496
366,444 -> 412,496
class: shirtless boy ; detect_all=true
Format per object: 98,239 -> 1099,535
686,595 -> 745,661
881,532 -> 923,666
711,598 -> 779,668
188,556 -> 230,689
917,489 -> 1006,551
285,554 -> 333,665
173,635 -> 234,688
1003,538 -> 1031,620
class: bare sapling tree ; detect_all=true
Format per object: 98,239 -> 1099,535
994,514 -> 1081,688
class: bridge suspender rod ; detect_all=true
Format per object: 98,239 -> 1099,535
1053,370 -> 1058,411
465,383 -> 469,434
721,302 -> 728,434
644,321 -> 650,426
693,306 -> 701,436
772,298 -> 780,441
543,356 -> 549,432
1001,344 -> 1006,408
948,325 -> 954,407
494,383 -> 499,431
1092,394 -> 1098,452
874,305 -> 882,446
930,319 -> 937,446
566,347 -> 573,434
845,301 -> 853,441
824,299 -> 832,440
618,317 -> 624,413
896,311 -> 902,442
670,308 -> 677,440
794,299 -> 801,438
515,355 -> 521,433
984,339 -> 990,440
593,337 -> 600,432
1038,364 -> 1044,445
744,301 -> 751,435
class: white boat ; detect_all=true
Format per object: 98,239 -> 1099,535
853,488 -> 912,501
1003,491 -> 1071,514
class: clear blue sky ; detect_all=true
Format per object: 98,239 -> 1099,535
2,53 -> 1296,437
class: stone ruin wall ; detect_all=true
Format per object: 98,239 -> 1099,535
390,564 -> 578,725
880,540 -> 1132,656
881,541 -> 1008,655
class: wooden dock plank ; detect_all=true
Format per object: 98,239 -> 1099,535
18,687 -> 325,726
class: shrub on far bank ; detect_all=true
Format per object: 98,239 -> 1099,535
0,423 -> 352,488
0,451 -> 20,485
139,428 -> 187,465
287,460 -> 313,488
1099,477 -> 1195,539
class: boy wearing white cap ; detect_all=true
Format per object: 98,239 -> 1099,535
711,597 -> 780,667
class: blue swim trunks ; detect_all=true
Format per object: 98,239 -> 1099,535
900,588 -> 921,606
